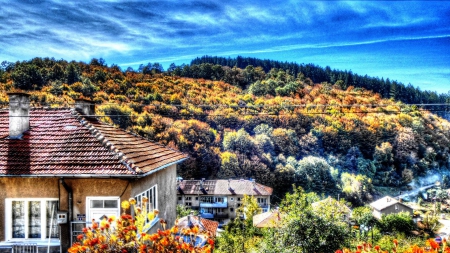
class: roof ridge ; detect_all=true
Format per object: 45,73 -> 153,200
78,111 -> 185,156
70,109 -> 142,175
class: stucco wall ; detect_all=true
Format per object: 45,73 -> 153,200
0,166 -> 176,249
380,203 -> 413,217
60,178 -> 131,252
373,203 -> 413,219
0,178 -> 60,242
62,178 -> 131,221
131,165 -> 177,233
0,177 -> 131,252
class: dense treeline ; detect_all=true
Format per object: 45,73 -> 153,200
190,55 -> 450,106
1,57 -> 450,205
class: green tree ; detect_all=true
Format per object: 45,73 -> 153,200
378,212 -> 415,234
49,80 -> 64,96
216,195 -> 261,253
223,128 -> 256,156
176,204 -> 198,218
97,104 -> 133,129
65,62 -> 80,85
295,156 -> 337,194
11,61 -> 45,90
340,173 -> 373,205
261,186 -> 351,253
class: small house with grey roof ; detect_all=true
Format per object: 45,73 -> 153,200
369,196 -> 413,219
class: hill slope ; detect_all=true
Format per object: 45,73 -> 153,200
1,57 -> 450,204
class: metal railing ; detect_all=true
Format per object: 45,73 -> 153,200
12,244 -> 37,253
70,221 -> 92,246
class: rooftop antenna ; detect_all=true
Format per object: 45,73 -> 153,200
199,178 -> 205,191
251,178 -> 256,189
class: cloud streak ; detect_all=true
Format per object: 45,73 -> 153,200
0,0 -> 449,92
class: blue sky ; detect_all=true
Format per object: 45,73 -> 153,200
1,0 -> 449,93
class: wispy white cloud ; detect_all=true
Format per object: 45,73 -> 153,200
0,0 -> 450,92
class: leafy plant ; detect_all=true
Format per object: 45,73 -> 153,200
69,199 -> 214,253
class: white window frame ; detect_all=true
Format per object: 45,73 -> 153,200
134,185 -> 159,231
257,198 -> 267,204
86,196 -> 120,222
5,198 -> 59,241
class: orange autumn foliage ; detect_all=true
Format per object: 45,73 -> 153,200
69,199 -> 214,253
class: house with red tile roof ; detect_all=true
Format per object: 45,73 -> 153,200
0,93 -> 187,252
177,179 -> 273,225
176,215 -> 219,236
175,214 -> 218,247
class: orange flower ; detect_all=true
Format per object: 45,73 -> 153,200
170,226 -> 179,234
191,225 -> 199,234
393,239 -> 398,246
181,243 -> 190,250
160,237 -> 169,246
375,245 -> 381,252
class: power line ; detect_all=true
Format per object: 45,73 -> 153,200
1,101 -> 450,107
0,109 -> 449,118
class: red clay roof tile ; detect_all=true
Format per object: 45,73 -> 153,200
0,109 -> 187,176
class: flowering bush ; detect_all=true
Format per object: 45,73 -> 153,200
69,198 -> 214,253
336,238 -> 450,253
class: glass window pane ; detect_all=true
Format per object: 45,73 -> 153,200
149,189 -> 153,209
12,201 -> 25,238
28,201 -> 41,238
46,201 -> 59,238
104,200 -> 117,208
152,188 -> 156,209
91,200 -> 103,208
136,195 -> 141,207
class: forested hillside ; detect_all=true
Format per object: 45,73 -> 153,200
190,55 -> 450,106
1,57 -> 450,205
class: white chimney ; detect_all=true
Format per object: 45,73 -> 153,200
8,93 -> 30,138
74,99 -> 95,117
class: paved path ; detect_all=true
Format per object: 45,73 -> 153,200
437,217 -> 450,238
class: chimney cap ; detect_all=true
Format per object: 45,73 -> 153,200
7,92 -> 31,97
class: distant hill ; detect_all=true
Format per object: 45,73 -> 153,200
189,55 -> 450,105
1,57 -> 450,205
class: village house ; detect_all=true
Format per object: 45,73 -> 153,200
370,196 -> 414,219
252,209 -> 282,228
176,179 -> 273,225
312,196 -> 352,222
0,93 -> 187,252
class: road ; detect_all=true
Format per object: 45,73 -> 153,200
437,217 -> 450,238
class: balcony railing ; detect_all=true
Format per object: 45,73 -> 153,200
199,202 -> 227,208
200,213 -> 229,219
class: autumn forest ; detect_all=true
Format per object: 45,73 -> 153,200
1,56 -> 450,204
